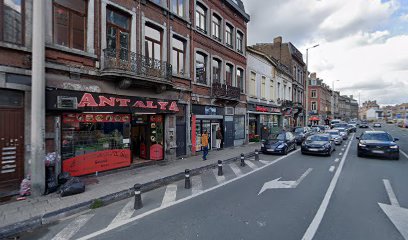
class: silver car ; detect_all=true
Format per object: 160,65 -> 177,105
334,127 -> 348,140
325,129 -> 343,145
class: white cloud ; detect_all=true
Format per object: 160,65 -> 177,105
242,0 -> 408,104
400,13 -> 408,21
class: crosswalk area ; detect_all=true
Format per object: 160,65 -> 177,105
34,158 -> 276,240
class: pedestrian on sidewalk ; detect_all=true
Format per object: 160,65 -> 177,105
201,130 -> 209,160
216,127 -> 223,150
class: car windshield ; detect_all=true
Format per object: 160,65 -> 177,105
309,135 -> 329,141
361,133 -> 393,141
269,133 -> 286,141
294,128 -> 304,133
327,131 -> 339,136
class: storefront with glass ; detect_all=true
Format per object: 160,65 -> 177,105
47,89 -> 180,176
248,104 -> 282,142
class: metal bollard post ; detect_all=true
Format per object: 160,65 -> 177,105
255,149 -> 259,161
185,169 -> 191,189
134,183 -> 143,210
240,153 -> 245,167
217,160 -> 223,176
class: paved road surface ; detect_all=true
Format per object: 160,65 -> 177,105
18,124 -> 408,240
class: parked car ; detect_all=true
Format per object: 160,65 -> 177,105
301,134 -> 336,156
325,129 -> 343,145
334,127 -> 349,140
293,127 -> 312,145
359,121 -> 369,128
356,131 -> 399,160
373,122 -> 382,128
347,124 -> 357,132
313,125 -> 327,132
330,119 -> 341,128
333,123 -> 351,132
261,132 -> 297,155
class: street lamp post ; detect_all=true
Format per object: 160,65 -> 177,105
305,44 -> 319,126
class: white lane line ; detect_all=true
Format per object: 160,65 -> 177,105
212,168 -> 226,184
341,148 -> 345,151
108,199 -> 135,228
229,163 -> 243,177
401,150 -> 408,160
383,179 -> 400,207
301,134 -> 354,240
292,168 -> 313,188
161,184 -> 177,207
245,160 -> 259,170
52,214 -> 94,240
329,166 -> 335,172
339,152 -> 343,156
259,160 -> 269,165
77,150 -> 300,240
191,176 -> 203,195
334,158 -> 340,163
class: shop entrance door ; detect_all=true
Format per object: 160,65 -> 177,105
0,108 -> 24,194
211,123 -> 219,150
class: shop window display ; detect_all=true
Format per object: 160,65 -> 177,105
61,113 -> 131,176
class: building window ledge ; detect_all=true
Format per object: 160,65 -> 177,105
0,41 -> 31,53
46,44 -> 98,59
193,82 -> 210,87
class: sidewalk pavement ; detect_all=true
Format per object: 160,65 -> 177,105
0,143 -> 261,238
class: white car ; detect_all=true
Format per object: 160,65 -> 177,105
326,130 -> 343,145
373,123 -> 381,128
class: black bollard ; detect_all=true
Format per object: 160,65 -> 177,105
134,183 -> 143,210
217,160 -> 223,176
240,153 -> 245,167
255,149 -> 259,161
185,169 -> 191,189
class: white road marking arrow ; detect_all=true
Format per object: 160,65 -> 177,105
379,179 -> 408,240
258,168 -> 312,195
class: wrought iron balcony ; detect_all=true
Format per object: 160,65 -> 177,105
212,81 -> 241,101
102,48 -> 172,83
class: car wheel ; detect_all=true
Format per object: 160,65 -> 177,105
327,150 -> 332,156
283,147 -> 288,155
392,154 -> 400,160
357,150 -> 363,158
301,151 -> 305,155
293,144 -> 296,150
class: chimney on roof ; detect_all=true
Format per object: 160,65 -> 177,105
274,36 -> 282,45
310,72 -> 317,79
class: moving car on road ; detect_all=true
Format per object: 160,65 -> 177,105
347,124 -> 357,133
261,132 -> 297,155
334,127 -> 349,140
373,122 -> 382,128
325,129 -> 343,145
356,131 -> 399,160
293,127 -> 311,145
359,121 -> 369,128
301,134 -> 336,156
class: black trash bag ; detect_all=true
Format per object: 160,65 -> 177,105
45,167 -> 58,195
60,177 -> 85,197
58,172 -> 71,185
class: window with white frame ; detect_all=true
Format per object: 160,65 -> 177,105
196,51 -> 207,84
145,24 -> 162,61
226,63 -> 233,86
212,58 -> 222,83
261,76 -> 266,99
237,68 -> 244,93
195,3 -> 207,33
236,31 -> 243,53
250,72 -> 256,97
269,80 -> 274,100
311,101 -> 317,111
172,36 -> 185,75
311,90 -> 317,98
225,23 -> 233,48
171,0 -> 185,17
212,14 -> 221,41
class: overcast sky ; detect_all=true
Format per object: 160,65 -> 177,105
242,0 -> 408,106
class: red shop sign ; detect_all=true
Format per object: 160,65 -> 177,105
62,149 -> 131,176
256,106 -> 269,112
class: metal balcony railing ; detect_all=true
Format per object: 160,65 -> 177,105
212,81 -> 240,100
102,48 -> 172,81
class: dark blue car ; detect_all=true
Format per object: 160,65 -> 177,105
356,131 -> 399,160
261,132 -> 297,155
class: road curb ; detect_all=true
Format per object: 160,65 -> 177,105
0,151 -> 256,239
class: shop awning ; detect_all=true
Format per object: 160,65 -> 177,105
309,116 -> 319,121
